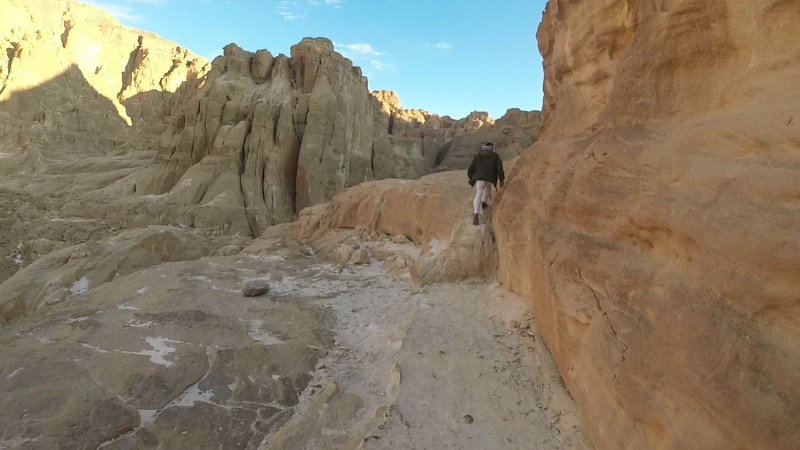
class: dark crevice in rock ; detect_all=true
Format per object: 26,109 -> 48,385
271,110 -> 280,146
370,141 -> 376,176
158,58 -> 181,92
433,140 -> 453,168
61,20 -> 72,48
240,128 -> 259,237
287,126 -> 301,219
1,43 -> 19,97
119,35 -> 144,102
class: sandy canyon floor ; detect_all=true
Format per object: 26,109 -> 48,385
1,224 -> 591,450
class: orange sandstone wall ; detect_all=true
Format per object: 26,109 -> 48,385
495,1 -> 800,449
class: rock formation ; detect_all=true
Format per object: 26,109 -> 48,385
494,1 -> 800,449
0,0 -> 208,153
0,238 -> 335,449
0,0 -> 539,284
0,0 -> 209,282
0,1 -> 566,449
372,90 -> 541,172
132,39 -> 394,236
128,40 -> 541,238
292,170 -> 498,286
0,226 -> 218,324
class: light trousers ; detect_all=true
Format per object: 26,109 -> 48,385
473,181 -> 491,215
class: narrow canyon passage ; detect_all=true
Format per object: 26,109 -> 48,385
6,0 -> 797,447
289,266 -> 592,450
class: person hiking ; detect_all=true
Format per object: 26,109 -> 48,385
467,142 -> 505,225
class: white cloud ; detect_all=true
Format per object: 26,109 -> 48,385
333,42 -> 383,61
434,42 -> 453,50
278,11 -> 305,19
332,41 -> 393,73
276,0 -> 307,20
304,0 -> 344,9
343,43 -> 382,56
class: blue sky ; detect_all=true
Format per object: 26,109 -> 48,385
82,0 -> 548,119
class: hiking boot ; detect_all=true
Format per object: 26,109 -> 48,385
481,202 -> 488,210
473,214 -> 479,225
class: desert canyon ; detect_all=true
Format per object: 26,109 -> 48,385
0,0 -> 798,449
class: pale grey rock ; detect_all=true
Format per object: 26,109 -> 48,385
0,226 -> 213,324
0,232 -> 332,449
334,245 -> 354,263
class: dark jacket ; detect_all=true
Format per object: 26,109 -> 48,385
467,148 -> 505,186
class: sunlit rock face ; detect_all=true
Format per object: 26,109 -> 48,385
129,39 -> 542,237
0,0 -> 211,282
0,0 -> 208,132
495,1 -> 800,449
0,1 -> 540,284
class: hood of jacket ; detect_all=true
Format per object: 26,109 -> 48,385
477,148 -> 495,158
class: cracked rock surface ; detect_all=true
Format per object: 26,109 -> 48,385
0,225 -> 591,450
1,231 -> 332,449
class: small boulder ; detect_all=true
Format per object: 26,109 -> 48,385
351,249 -> 370,265
241,279 -> 270,297
392,235 -> 410,244
44,288 -> 69,306
367,245 -> 395,261
334,245 -> 353,263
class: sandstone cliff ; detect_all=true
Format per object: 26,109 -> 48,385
0,0 -> 208,151
127,39 -> 540,238
373,90 -> 541,172
291,171 -> 498,286
133,39 -> 398,237
0,0 -> 209,282
0,1 -> 539,283
0,2 -> 572,449
495,1 -> 800,449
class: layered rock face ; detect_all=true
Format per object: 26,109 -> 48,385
373,90 -> 541,172
0,1 -> 538,283
495,1 -> 800,449
0,226 -> 215,324
0,0 -> 208,159
0,235 -> 335,449
0,0 -> 209,282
292,171 -> 498,285
131,39 -> 540,237
134,39 -> 393,236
